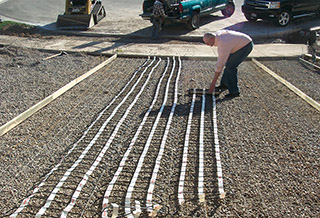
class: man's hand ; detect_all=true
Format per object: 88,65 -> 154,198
209,71 -> 221,94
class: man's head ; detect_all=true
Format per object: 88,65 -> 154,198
203,32 -> 215,46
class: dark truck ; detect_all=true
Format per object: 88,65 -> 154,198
140,0 -> 235,29
242,0 -> 320,26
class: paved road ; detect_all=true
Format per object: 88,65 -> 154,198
0,0 -> 142,25
0,0 -> 64,25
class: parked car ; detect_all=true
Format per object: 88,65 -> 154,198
140,0 -> 235,29
242,0 -> 320,27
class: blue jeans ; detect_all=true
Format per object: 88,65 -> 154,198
220,41 -> 253,94
151,18 -> 162,39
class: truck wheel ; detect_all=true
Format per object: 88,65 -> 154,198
221,2 -> 235,17
277,10 -> 291,27
187,12 -> 200,30
244,13 -> 258,22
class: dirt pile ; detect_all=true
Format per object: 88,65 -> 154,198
0,22 -> 40,37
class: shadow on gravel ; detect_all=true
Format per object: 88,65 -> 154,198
141,96 -> 234,119
43,14 -> 228,53
298,60 -> 320,74
161,14 -> 225,36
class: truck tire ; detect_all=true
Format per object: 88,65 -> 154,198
221,2 -> 235,17
187,12 -> 200,30
277,9 -> 291,27
244,13 -> 258,22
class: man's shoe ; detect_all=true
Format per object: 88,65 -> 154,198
215,85 -> 227,92
224,93 -> 240,98
215,85 -> 227,97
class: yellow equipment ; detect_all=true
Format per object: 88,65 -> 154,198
57,0 -> 106,29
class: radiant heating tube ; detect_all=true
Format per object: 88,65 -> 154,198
101,57 -> 170,217
146,56 -> 182,213
212,95 -> 225,199
9,58 -> 151,218
178,90 -> 196,205
59,58 -> 162,218
125,57 -> 177,218
34,58 -> 157,218
198,90 -> 205,203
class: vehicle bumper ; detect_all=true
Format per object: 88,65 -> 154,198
167,16 -> 189,23
241,4 -> 281,20
140,13 -> 152,20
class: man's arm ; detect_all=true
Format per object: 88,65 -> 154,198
209,71 -> 221,93
208,45 -> 230,93
159,3 -> 166,18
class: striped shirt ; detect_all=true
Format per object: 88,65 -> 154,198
153,0 -> 165,18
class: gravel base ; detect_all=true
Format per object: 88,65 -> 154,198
214,61 -> 319,217
260,58 -> 320,102
0,46 -> 104,126
0,47 -> 319,218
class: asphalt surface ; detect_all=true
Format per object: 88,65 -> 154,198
0,0 -> 140,25
0,0 -> 319,42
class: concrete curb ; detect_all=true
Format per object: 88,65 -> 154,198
42,26 -> 306,43
0,33 -> 309,59
1,43 -> 305,61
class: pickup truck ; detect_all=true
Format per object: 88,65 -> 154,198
140,0 -> 235,29
242,0 -> 320,26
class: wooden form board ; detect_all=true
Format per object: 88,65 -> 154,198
0,54 -> 117,137
299,56 -> 320,71
252,58 -> 320,112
